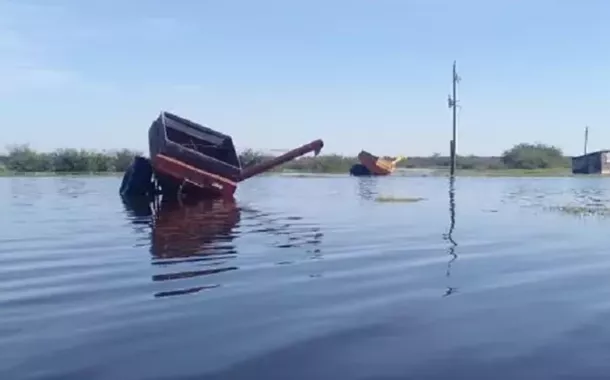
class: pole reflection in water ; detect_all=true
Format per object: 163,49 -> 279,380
443,175 -> 458,297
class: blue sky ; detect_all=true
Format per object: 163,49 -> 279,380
1,0 -> 609,157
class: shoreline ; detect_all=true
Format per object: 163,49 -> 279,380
0,168 -> 583,178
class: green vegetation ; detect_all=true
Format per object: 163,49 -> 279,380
0,142 -> 573,176
500,143 -> 570,170
0,145 -> 138,175
452,143 -> 572,176
546,205 -> 610,217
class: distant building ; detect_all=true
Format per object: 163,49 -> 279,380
571,150 -> 610,174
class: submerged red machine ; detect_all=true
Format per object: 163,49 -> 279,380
120,111 -> 324,200
349,150 -> 405,176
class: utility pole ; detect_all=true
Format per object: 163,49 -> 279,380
584,126 -> 589,155
448,61 -> 461,176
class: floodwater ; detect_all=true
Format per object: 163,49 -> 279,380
2,175 -> 610,380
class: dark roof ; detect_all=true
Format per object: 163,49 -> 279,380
572,150 -> 610,159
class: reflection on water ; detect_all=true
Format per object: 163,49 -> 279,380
9,178 -> 43,207
150,198 -> 240,298
443,176 -> 458,297
123,196 -> 240,298
151,198 -> 239,259
355,177 -> 378,200
243,209 -> 324,259
503,179 -> 610,217
122,195 -> 324,298
11,176 -> 610,379
55,177 -> 91,198
121,196 -> 152,224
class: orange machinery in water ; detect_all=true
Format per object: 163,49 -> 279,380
356,150 -> 405,176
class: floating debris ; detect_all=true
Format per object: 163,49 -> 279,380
374,196 -> 425,203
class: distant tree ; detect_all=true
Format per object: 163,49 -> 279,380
3,144 -> 143,173
0,142 -> 571,174
51,149 -> 92,172
113,149 -> 143,172
239,149 -> 269,168
5,144 -> 52,172
501,143 -> 569,169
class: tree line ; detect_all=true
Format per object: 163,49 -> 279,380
0,143 -> 572,174
0,145 -> 140,173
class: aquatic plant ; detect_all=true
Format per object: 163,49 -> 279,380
545,204 -> 610,217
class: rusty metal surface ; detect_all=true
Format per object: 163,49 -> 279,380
149,112 -> 242,181
151,197 -> 240,260
357,150 -> 394,176
239,139 -> 324,181
152,154 -> 237,198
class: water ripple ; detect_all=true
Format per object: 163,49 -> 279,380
4,176 -> 610,379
